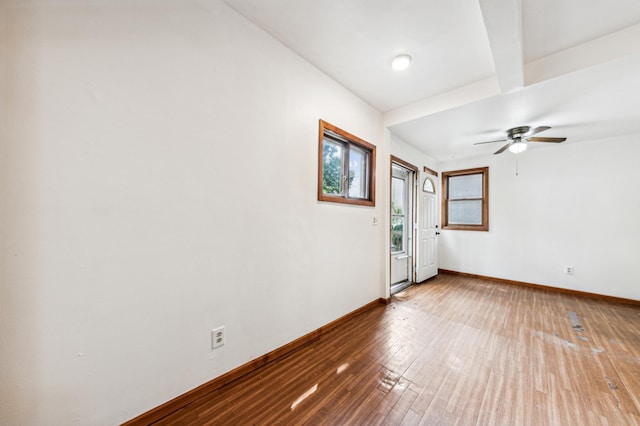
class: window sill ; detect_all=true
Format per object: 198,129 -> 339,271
442,225 -> 488,232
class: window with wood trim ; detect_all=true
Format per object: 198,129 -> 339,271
318,120 -> 376,206
442,167 -> 488,231
423,177 -> 435,193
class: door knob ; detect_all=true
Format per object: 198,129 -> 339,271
435,232 -> 440,235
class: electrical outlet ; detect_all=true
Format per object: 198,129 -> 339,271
564,266 -> 574,275
372,216 -> 379,226
212,326 -> 225,349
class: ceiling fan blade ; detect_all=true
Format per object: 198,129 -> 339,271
527,126 -> 551,137
494,143 -> 512,154
528,137 -> 566,143
473,138 -> 508,145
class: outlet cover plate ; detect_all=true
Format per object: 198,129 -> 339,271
212,326 -> 225,349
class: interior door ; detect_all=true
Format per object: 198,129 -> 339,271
390,163 -> 414,288
416,176 -> 438,282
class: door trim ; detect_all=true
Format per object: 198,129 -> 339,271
390,156 -> 419,293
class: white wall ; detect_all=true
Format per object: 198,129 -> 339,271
390,134 -> 440,175
0,1 -> 385,424
438,134 -> 640,301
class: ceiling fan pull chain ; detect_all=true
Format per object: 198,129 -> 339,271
515,152 -> 519,176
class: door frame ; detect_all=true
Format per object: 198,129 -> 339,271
390,156 -> 419,293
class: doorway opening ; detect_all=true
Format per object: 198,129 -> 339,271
390,158 -> 417,294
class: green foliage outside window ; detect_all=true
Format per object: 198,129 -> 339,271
391,202 -> 404,252
322,141 -> 355,195
322,142 -> 342,194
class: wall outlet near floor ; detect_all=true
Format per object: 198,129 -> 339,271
564,266 -> 575,275
212,326 -> 225,349
372,216 -> 379,226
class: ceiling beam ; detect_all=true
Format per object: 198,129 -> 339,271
383,77 -> 500,127
479,0 -> 524,93
525,23 -> 640,85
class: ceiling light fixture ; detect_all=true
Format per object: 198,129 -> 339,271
508,139 -> 527,153
391,54 -> 412,71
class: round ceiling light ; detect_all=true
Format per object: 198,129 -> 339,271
391,54 -> 412,71
509,140 -> 527,153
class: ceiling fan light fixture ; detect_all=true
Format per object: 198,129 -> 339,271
509,140 -> 527,153
391,54 -> 412,71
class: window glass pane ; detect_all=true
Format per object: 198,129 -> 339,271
391,216 -> 404,253
391,177 -> 405,215
347,146 -> 368,198
448,200 -> 482,225
322,139 -> 344,195
423,178 -> 435,193
449,174 -> 482,199
391,174 -> 406,253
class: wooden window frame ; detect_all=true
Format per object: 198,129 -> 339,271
317,119 -> 376,207
442,167 -> 489,231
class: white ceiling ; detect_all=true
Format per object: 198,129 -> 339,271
224,0 -> 640,161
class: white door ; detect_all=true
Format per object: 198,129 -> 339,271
416,176 -> 438,282
390,164 -> 414,287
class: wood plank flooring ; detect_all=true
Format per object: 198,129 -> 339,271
151,273 -> 640,425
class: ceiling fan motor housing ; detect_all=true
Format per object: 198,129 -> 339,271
507,126 -> 530,139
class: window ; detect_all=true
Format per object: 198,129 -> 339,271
423,177 -> 435,193
318,120 -> 376,206
442,167 -> 488,231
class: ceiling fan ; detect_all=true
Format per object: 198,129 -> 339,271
474,126 -> 567,154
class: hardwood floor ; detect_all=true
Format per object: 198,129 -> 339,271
152,273 -> 640,425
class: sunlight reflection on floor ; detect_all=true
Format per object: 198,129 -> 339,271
290,384 -> 318,410
336,363 -> 349,374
